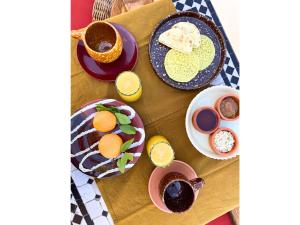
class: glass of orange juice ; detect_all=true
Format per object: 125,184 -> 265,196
115,71 -> 142,102
147,135 -> 175,167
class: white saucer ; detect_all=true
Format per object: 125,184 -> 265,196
185,86 -> 240,160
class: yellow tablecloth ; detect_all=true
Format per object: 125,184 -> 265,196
71,0 -> 239,224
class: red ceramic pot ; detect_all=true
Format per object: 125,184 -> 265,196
209,127 -> 239,156
215,94 -> 240,121
192,106 -> 220,134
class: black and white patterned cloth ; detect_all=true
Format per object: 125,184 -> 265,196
172,0 -> 240,89
71,1 -> 240,224
71,164 -> 113,225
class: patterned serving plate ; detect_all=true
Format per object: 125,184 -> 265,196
71,99 -> 145,178
149,11 -> 226,90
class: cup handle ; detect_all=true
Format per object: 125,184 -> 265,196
189,177 -> 205,192
71,28 -> 85,40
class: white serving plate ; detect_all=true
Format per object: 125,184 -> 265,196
185,85 -> 239,160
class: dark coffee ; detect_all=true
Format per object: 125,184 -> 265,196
196,109 -> 218,132
163,180 -> 194,213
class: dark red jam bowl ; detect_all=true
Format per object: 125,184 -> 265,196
192,107 -> 220,134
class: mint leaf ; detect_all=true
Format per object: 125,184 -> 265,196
123,152 -> 133,161
110,107 -> 121,113
120,138 -> 134,152
115,113 -> 131,125
96,104 -> 121,113
117,153 -> 134,173
96,104 -> 109,111
120,124 -> 136,135
117,158 -> 126,173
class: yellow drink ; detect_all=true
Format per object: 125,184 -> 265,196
147,135 -> 174,167
115,71 -> 142,102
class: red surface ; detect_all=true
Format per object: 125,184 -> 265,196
71,0 -> 94,30
206,213 -> 233,225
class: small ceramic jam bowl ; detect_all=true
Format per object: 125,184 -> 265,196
209,127 -> 238,156
215,94 -> 239,121
71,21 -> 123,63
192,106 -> 220,134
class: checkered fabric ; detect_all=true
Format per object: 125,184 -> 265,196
71,1 -> 240,224
173,0 -> 240,90
71,164 -> 113,225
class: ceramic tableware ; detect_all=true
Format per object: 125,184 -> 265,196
209,127 -> 239,157
71,99 -> 145,178
72,21 -> 123,63
215,94 -> 240,121
76,23 -> 138,81
192,106 -> 220,134
185,86 -> 239,160
148,160 -> 204,213
149,11 -> 226,90
159,172 -> 204,213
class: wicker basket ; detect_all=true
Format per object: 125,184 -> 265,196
92,0 -> 155,20
93,0 -> 113,21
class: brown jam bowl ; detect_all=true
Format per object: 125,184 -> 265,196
215,94 -> 239,121
209,127 -> 238,156
192,106 -> 220,134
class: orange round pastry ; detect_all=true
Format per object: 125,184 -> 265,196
93,111 -> 117,132
98,134 -> 123,158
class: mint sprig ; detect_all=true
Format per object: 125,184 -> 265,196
96,103 -> 121,114
95,104 -> 137,173
115,113 -> 131,125
117,152 -> 134,173
120,138 -> 134,152
120,124 -> 136,135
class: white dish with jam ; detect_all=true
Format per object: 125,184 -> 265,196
185,86 -> 239,160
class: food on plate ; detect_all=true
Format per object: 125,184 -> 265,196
147,135 -> 174,167
215,94 -> 239,120
98,133 -> 123,158
117,152 -> 133,173
158,28 -> 193,54
93,111 -> 117,132
164,49 -> 200,82
209,128 -> 238,156
117,138 -> 135,173
172,22 -> 201,48
193,35 -> 215,71
95,103 -> 137,134
115,71 -> 142,102
158,22 -> 201,53
192,107 -> 220,134
163,34 -> 216,83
